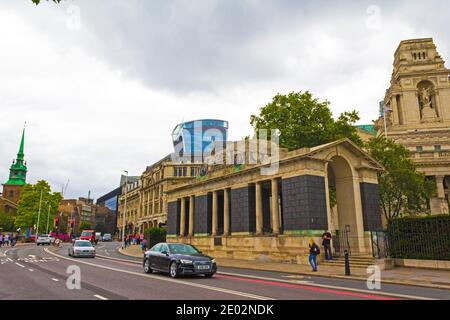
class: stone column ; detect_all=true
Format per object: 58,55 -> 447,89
223,189 -> 230,236
436,176 -> 446,198
179,198 -> 186,237
152,188 -> 156,215
255,182 -> 263,235
188,195 -> 195,236
271,179 -> 280,235
212,191 -> 218,236
434,176 -> 449,214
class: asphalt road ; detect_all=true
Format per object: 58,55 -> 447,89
0,242 -> 448,300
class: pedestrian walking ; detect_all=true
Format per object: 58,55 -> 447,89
4,234 -> 10,247
308,239 -> 320,272
141,238 -> 147,253
0,234 -> 3,247
322,231 -> 333,261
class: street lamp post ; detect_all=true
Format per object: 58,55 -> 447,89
46,203 -> 51,234
35,189 -> 43,241
122,170 -> 128,249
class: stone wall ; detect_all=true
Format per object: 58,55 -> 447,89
281,175 -> 328,232
360,183 -> 383,231
194,195 -> 212,235
167,201 -> 180,236
230,186 -> 256,234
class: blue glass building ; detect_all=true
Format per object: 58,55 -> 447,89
172,119 -> 229,163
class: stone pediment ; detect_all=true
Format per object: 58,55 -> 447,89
287,138 -> 384,172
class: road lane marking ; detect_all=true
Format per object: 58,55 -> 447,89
29,269 -> 34,272
94,252 -> 437,300
15,263 -> 25,268
217,274 -> 397,300
45,248 -> 273,300
51,278 -> 59,282
217,271 -> 435,300
94,294 -> 108,300
104,249 -> 110,256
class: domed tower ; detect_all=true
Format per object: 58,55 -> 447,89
1,128 -> 27,214
378,38 -> 450,214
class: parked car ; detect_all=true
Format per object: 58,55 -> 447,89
68,240 -> 96,258
95,232 -> 102,243
102,233 -> 112,242
143,243 -> 217,278
36,234 -> 54,246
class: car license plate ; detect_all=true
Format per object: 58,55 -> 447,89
197,265 -> 210,270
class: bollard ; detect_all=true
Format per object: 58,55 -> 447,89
344,250 -> 351,276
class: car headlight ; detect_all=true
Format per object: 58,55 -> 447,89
211,259 -> 216,264
180,259 -> 193,265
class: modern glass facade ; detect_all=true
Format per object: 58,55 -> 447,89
172,119 -> 229,162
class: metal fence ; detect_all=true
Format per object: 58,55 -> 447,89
386,216 -> 450,261
370,231 -> 389,259
332,230 -> 351,257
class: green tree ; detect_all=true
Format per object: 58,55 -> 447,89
250,91 -> 362,150
79,221 -> 92,231
0,209 -> 16,232
15,180 -> 63,234
366,137 -> 436,221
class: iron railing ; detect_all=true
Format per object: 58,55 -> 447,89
332,230 -> 351,257
387,217 -> 450,260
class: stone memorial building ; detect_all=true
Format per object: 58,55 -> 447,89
166,139 -> 383,263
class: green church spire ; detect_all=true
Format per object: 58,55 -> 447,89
5,128 -> 27,186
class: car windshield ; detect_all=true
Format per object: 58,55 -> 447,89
168,244 -> 200,254
81,232 -> 93,236
75,241 -> 93,247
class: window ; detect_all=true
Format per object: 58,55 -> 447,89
151,243 -> 162,252
435,145 -> 442,151
161,244 -> 169,253
413,53 -> 417,60
416,146 -> 423,153
8,191 -> 14,198
191,167 -> 197,176
182,167 -> 187,177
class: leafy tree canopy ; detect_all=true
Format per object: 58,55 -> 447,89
0,209 -> 16,233
79,221 -> 92,231
250,91 -> 362,150
15,180 -> 63,234
366,137 -> 436,221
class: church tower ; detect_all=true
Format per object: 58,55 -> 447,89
1,128 -> 28,214
378,38 -> 450,214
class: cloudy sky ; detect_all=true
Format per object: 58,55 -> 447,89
0,0 -> 449,200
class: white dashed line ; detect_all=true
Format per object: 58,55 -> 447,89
51,278 -> 59,282
29,269 -> 34,272
93,294 -> 108,300
45,248 -> 272,300
15,263 -> 25,268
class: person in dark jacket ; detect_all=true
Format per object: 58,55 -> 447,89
322,231 -> 333,260
308,239 -> 320,272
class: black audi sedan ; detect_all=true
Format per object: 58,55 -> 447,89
143,242 -> 217,278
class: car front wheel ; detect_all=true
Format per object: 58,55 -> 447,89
144,258 -> 152,274
169,262 -> 179,278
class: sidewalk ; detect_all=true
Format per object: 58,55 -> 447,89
119,245 -> 450,290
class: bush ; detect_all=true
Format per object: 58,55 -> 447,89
387,215 -> 450,260
144,227 -> 167,249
